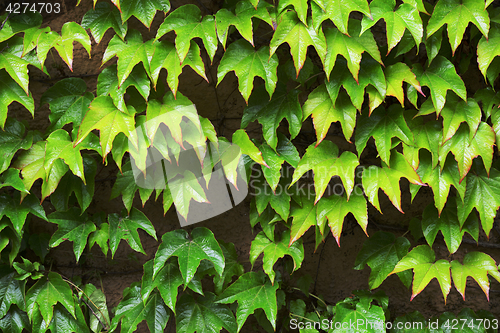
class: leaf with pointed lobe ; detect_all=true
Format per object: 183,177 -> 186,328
47,208 -> 96,262
108,208 -> 157,258
0,51 -> 30,96
361,0 -> 423,54
216,0 -> 274,48
0,169 -> 29,194
141,260 -> 183,313
451,252 -> 500,301
362,151 -> 424,213
277,0 -> 308,25
355,105 -> 413,166
391,245 -> 451,302
269,11 -> 327,76
317,191 -> 368,246
258,139 -> 297,191
216,271 -> 279,332
323,20 -> 382,82
291,140 -> 359,203
155,5 -> 217,62
88,222 -> 109,256
0,192 -> 47,235
384,63 -> 423,106
0,70 -> 34,129
311,0 -> 371,35
289,196 -> 318,246
439,122 -> 495,182
0,266 -> 26,318
0,304 -> 30,333
0,12 -> 42,43
440,95 -> 482,144
253,173 -> 292,222
153,227 -> 224,285
427,0 -> 490,54
213,241 -> 245,294
232,130 -> 266,166
81,2 -> 127,44
218,40 -> 278,103
119,0 -> 170,28
478,23 -> 500,82
403,115 -> 441,170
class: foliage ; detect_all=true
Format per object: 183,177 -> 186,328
0,0 -> 500,331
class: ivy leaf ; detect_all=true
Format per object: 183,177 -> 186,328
451,252 -> 500,301
478,23 -> 500,80
0,266 -> 26,318
311,0 -> 371,35
403,116 -> 441,170
216,0 -> 273,48
354,231 -> 411,289
289,196 -> 317,246
25,272 -> 75,326
317,191 -> 368,246
176,292 -> 237,333
110,283 -> 169,333
0,52 -> 30,96
457,166 -> 500,236
119,0 -> 170,28
303,85 -> 357,144
440,95 -> 482,144
153,228 -> 224,285
253,172 -> 291,221
214,241 -> 245,294
37,22 -> 91,71
323,20 -> 382,83
361,0 -> 423,54
355,105 -> 413,166
427,0 -> 490,54
438,123 -> 495,182
277,0 -> 308,25
216,271 -> 279,332
362,152 -> 424,213
242,83 -> 302,150
0,70 -> 34,129
81,2 -> 127,44
75,96 -> 137,160
110,159 -> 153,212
332,296 -> 386,332
384,63 -> 423,106
217,40 -> 279,103
250,230 -> 304,284
44,304 -> 90,333
0,304 -> 30,333
0,12 -> 42,43
412,56 -> 467,114
47,208 -> 96,262
269,11 -> 327,76
232,130 -> 266,166
108,208 -> 157,258
40,78 -> 93,133
392,245 -> 451,302
149,40 -> 207,96
155,4 -> 217,62
411,153 -> 466,214
421,200 -> 478,254
0,169 -> 28,195
291,141 -> 359,203
0,192 -> 47,235
142,260 -> 183,313
169,170 -> 209,220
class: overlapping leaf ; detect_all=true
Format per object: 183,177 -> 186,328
81,2 -> 127,44
478,23 -> 500,81
0,192 -> 47,235
289,196 -> 318,246
384,63 -> 423,106
0,70 -> 34,129
311,0 -> 371,35
0,118 -> 33,174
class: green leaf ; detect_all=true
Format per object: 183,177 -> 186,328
478,23 -> 500,81
75,96 -> 137,160
317,191 -> 368,246
440,95 -> 482,143
156,4 -> 217,62
0,12 -> 42,43
28,233 -> 51,262
88,221 -> 109,256
403,116 -> 441,170
253,172 -> 292,221
412,56 -> 467,114
217,40 -> 279,103
354,231 -> 411,289
40,78 -> 93,133
149,40 -> 207,96
0,192 -> 47,235
216,271 -> 279,332
269,11 -> 327,76
242,83 -> 302,150
48,208 -> 96,261
458,166 -> 500,236
26,272 -> 75,326
0,70 -> 34,129
362,151 -> 424,213
355,105 -> 413,166
451,252 -> 500,300
361,0 -> 423,54
82,284 -> 110,333
108,208 -> 156,258
0,266 -> 26,318
153,227 -> 224,285
0,304 -> 30,333
176,292 -> 237,333
289,196 -> 317,246
392,245 -> 451,302
303,85 -> 357,144
142,260 -> 183,313
427,0 -> 490,54
0,168 -> 29,194
291,140 -> 359,203
216,0 -> 273,48
384,63 -> 423,106
332,295 -> 386,333
250,230 -> 304,284
277,0 -> 308,25
119,0 -> 170,28
311,0 -> 371,35
421,200 -> 478,254
232,130 -> 266,166
81,2 -> 127,44
438,123 -> 495,182
110,283 -> 170,333
214,241 -> 245,294
0,52 -> 30,96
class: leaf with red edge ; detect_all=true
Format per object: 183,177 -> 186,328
440,95 -> 482,144
277,0 -> 309,25
119,0 -> 170,28
391,245 -> 451,302
384,63 -> 423,106
311,0 -> 371,35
